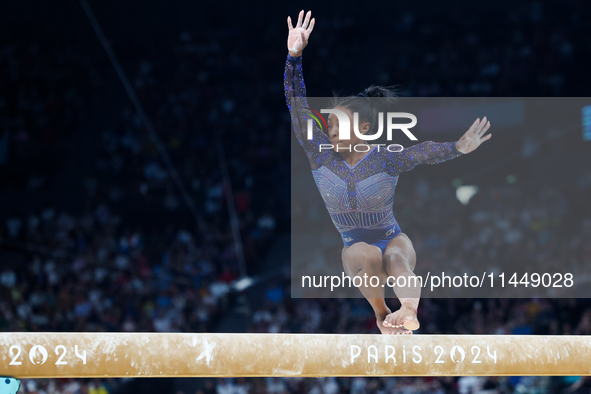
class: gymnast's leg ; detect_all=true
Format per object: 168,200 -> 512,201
342,242 -> 411,335
381,233 -> 421,331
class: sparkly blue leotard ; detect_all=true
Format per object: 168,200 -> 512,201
284,54 -> 463,254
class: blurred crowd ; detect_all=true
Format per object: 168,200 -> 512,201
1,0 -> 591,393
0,35 -> 279,393
1,202 -> 233,334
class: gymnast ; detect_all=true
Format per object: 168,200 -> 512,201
285,10 -> 492,334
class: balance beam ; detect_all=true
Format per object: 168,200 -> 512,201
1,333 -> 590,378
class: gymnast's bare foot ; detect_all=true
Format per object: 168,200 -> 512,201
377,315 -> 412,335
382,304 -> 420,331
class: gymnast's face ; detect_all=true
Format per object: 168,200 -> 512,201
327,106 -> 370,153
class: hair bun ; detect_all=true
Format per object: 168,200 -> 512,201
359,85 -> 398,98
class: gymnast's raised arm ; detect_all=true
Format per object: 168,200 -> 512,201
284,10 -> 331,159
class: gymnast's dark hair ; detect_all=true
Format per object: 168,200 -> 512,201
330,85 -> 399,134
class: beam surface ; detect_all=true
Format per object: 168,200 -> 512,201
1,333 -> 590,378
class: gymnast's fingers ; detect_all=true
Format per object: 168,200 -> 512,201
475,116 -> 488,135
302,10 -> 312,30
468,118 -> 480,134
307,18 -> 315,35
296,10 -> 304,28
478,120 -> 491,137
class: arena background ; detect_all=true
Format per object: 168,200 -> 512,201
1,0 -> 591,393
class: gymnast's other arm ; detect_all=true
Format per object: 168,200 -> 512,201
387,117 -> 492,173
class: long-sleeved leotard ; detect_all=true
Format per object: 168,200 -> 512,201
284,53 -> 463,252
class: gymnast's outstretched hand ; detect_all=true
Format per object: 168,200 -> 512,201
287,10 -> 315,57
455,117 -> 492,154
